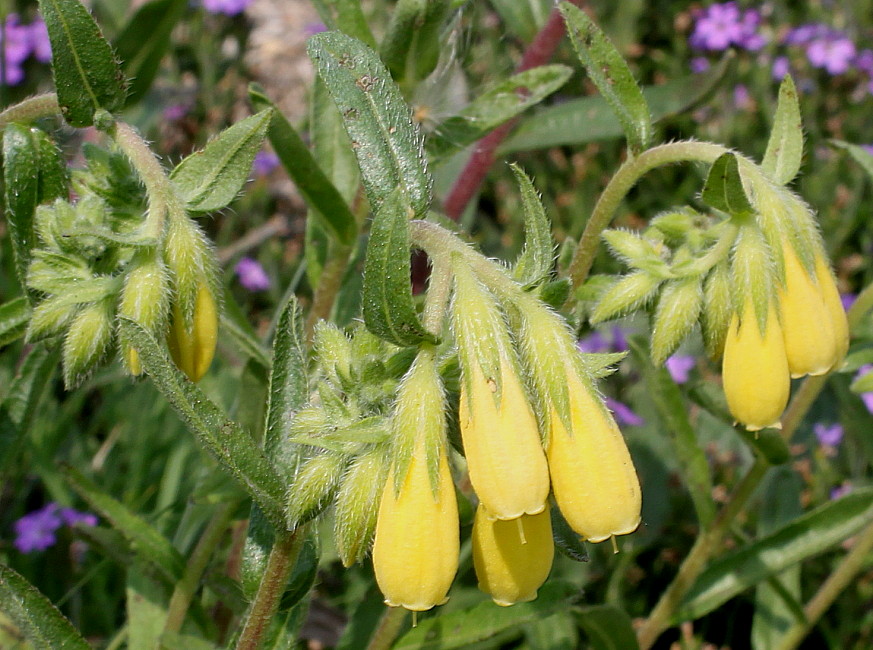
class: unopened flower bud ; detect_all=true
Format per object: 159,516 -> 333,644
590,271 -> 662,324
334,446 -> 388,567
472,505 -> 554,606
27,296 -> 79,342
650,277 -> 702,365
286,451 -> 346,529
119,253 -> 169,375
167,282 -> 218,382
701,261 -> 732,360
62,299 -> 113,387
722,300 -> 789,430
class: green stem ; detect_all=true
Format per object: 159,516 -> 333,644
163,502 -> 236,634
0,93 -> 60,128
304,242 -> 352,340
567,141 -> 730,290
235,530 -> 303,650
775,519 -> 873,650
365,606 -> 408,650
421,256 -> 452,336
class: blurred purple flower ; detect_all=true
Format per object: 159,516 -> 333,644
785,24 -> 831,46
690,57 -> 711,73
577,326 -> 629,354
611,326 -> 629,353
163,103 -> 189,122
856,49 -> 873,75
59,508 -> 98,528
772,56 -> 790,80
252,150 -> 280,177
841,293 -> 856,311
830,482 -> 852,500
737,10 -> 766,50
733,84 -> 752,110
805,30 -> 856,75
665,355 -> 695,384
29,18 -> 51,63
606,397 -> 644,427
857,364 -> 873,413
202,0 -> 252,16
13,504 -> 62,553
689,2 -> 764,52
304,22 -> 327,36
813,422 -> 844,447
235,257 -> 271,291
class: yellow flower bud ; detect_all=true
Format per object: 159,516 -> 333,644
167,283 -> 218,382
813,254 -> 849,369
472,506 -> 554,606
459,357 -> 550,520
547,367 -> 641,543
778,245 -> 836,377
722,300 -> 789,430
372,442 -> 459,611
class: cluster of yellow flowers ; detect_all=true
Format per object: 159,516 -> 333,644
371,257 -> 641,611
721,182 -> 849,431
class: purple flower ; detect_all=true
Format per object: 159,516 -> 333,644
59,507 -> 98,528
689,3 -> 765,52
606,398 -> 644,427
855,49 -> 873,75
772,56 -> 790,80
163,103 -> 189,122
13,504 -> 62,553
813,422 -> 844,447
733,84 -> 752,110
28,18 -> 51,63
841,293 -> 856,311
252,150 -> 280,177
202,0 -> 252,16
235,257 -> 271,291
830,482 -> 853,500
690,57 -> 711,73
578,330 -> 609,353
304,22 -> 328,36
805,29 -> 856,75
857,364 -> 873,414
665,355 -> 695,384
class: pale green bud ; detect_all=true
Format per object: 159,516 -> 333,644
590,271 -> 662,324
701,261 -> 733,360
602,229 -> 670,277
286,452 -> 347,529
649,210 -> 696,241
27,296 -> 80,342
119,253 -> 169,374
163,217 -> 217,325
314,321 -> 353,384
650,277 -> 703,364
62,299 -> 114,387
334,446 -> 389,567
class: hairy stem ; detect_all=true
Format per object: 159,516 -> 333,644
0,93 -> 60,128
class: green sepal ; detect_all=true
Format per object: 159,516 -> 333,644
590,271 -> 662,324
510,164 -> 554,286
38,0 -> 127,127
731,225 -> 774,335
702,153 -> 754,217
559,2 -> 652,153
170,110 -> 273,212
0,298 -> 31,348
579,351 -> 628,379
761,75 -> 803,185
701,261 -> 732,360
650,277 -> 703,365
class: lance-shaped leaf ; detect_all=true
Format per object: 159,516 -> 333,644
362,188 -> 437,346
675,487 -> 873,622
0,564 -> 91,650
831,139 -> 873,180
170,110 -> 273,212
114,0 -> 188,106
702,153 -> 754,217
4,125 -> 40,295
37,0 -> 126,127
119,318 -> 287,527
427,65 -> 573,161
307,31 -> 431,218
762,75 -> 803,185
559,2 -> 652,153
510,164 -> 553,285
249,84 -> 357,245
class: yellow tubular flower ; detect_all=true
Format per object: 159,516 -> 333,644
723,301 -> 790,430
168,283 -> 218,382
372,442 -> 459,611
813,254 -> 849,369
547,366 -> 641,543
778,245 -> 836,377
472,505 -> 554,606
459,358 -> 550,520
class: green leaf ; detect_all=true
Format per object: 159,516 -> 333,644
249,84 -> 358,245
550,503 -> 588,562
159,631 -> 217,650
241,505 -> 274,600
502,55 -> 731,153
761,75 -> 803,185
118,318 -> 287,527
3,124 -> 40,295
702,153 -> 754,217
510,164 -> 554,285
0,297 -> 31,348
576,605 -> 639,650
309,0 -> 376,48
393,581 -> 579,649
850,367 -> 873,393
62,464 -> 185,582
362,189 -> 438,347
37,0 -> 126,127
629,337 -> 715,527
0,564 -> 91,650
489,0 -> 551,42
676,487 -> 873,622
126,564 -> 168,649
170,110 -> 273,212
427,65 -> 573,161
114,0 -> 188,106
559,2 -> 652,153
308,31 -> 431,218
380,0 -> 450,82
831,139 -> 873,181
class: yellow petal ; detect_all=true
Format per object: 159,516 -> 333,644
372,445 -> 459,611
460,360 -> 550,519
168,284 -> 218,382
723,301 -> 790,430
472,506 -> 554,606
779,246 -> 836,377
814,254 -> 849,369
547,369 -> 641,543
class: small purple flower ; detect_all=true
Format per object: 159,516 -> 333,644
690,57 -> 711,73
689,2 -> 745,51
235,257 -> 271,292
856,364 -> 873,414
830,482 -> 853,500
13,504 -> 62,553
805,30 -> 856,75
202,0 -> 252,16
665,355 -> 696,384
163,103 -> 189,122
28,18 -> 51,63
606,397 -> 644,427
813,422 -> 844,447
304,22 -> 328,36
855,49 -> 873,75
578,330 -> 609,354
841,293 -> 856,311
785,24 -> 831,46
610,326 -> 629,353
772,56 -> 790,80
59,507 -> 98,528
252,150 -> 280,177
733,84 -> 752,110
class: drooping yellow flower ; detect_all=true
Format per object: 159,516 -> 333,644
459,357 -> 550,520
813,253 -> 849,369
778,245 -> 836,377
167,283 -> 218,382
723,300 -> 790,430
547,365 -> 641,544
371,441 -> 459,611
472,505 -> 554,606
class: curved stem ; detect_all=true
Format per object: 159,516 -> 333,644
567,141 -> 730,290
0,93 -> 60,128
421,256 -> 453,336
